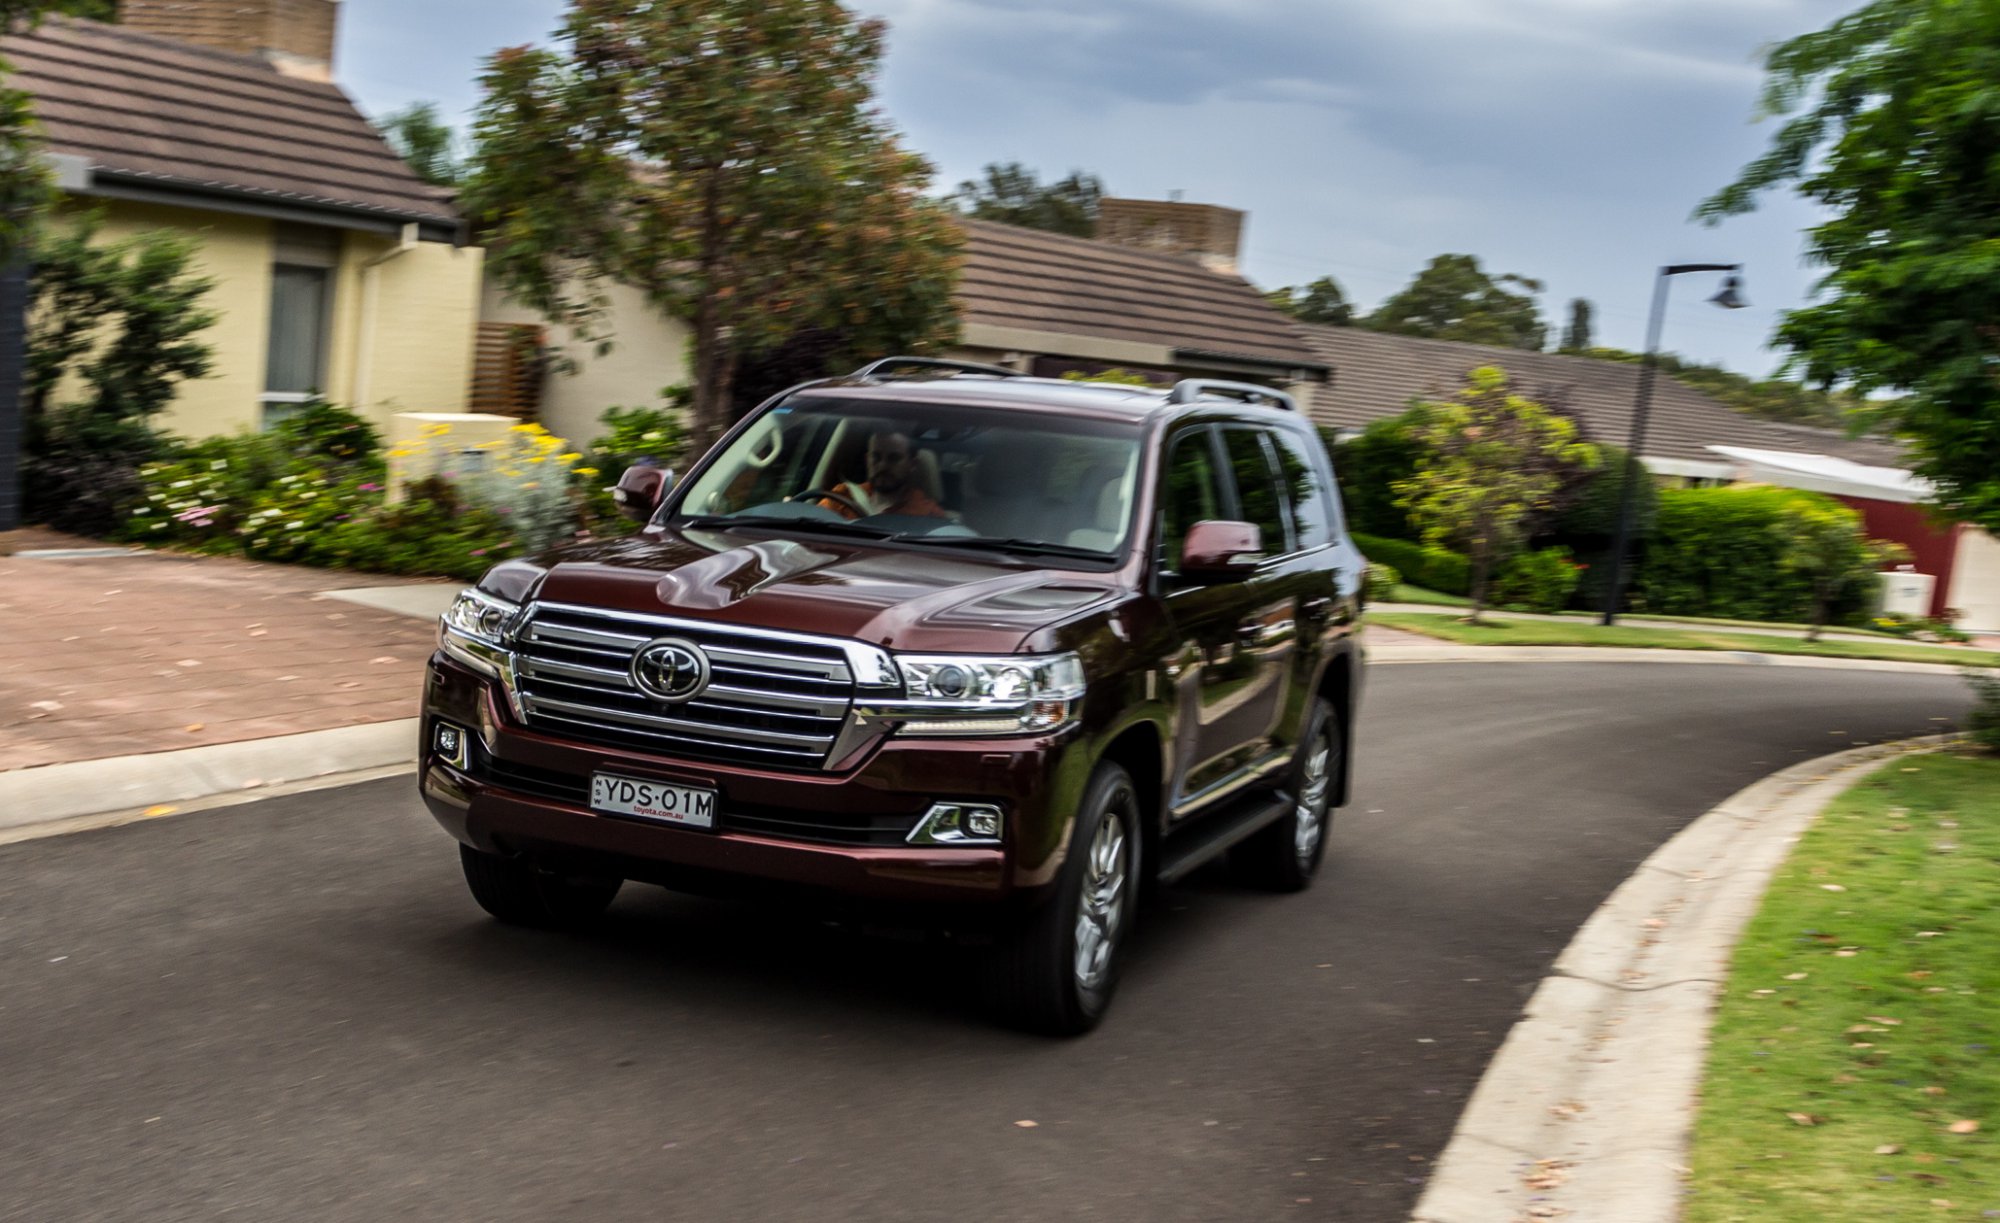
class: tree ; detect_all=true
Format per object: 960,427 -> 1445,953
1558,298 -> 1593,352
1580,346 -> 1867,427
946,162 -> 1102,237
24,215 -> 216,533
1392,366 -> 1598,620
463,0 -> 963,449
1696,0 -> 2000,532
1775,498 -> 1905,641
1364,254 -> 1547,350
378,102 -> 461,189
1265,275 -> 1353,326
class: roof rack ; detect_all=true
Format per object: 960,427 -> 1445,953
849,357 -> 1023,381
1164,379 -> 1297,412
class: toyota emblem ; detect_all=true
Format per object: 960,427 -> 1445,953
630,637 -> 711,704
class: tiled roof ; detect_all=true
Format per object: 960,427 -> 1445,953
957,218 -> 1327,376
4,16 -> 457,229
1297,324 -> 1908,469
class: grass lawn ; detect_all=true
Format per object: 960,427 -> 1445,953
1388,583 -> 1472,608
1554,608 -> 1909,640
1369,611 -> 2000,669
1684,752 -> 2000,1221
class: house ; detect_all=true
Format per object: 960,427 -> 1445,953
1296,323 -> 1998,630
493,202 -> 1329,449
4,4 -> 483,440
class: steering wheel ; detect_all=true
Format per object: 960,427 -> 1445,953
787,487 -> 866,517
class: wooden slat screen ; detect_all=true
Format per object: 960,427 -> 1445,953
467,322 -> 546,418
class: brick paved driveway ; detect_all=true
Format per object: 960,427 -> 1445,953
0,535 -> 447,770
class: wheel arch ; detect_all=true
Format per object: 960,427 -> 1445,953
1315,648 -> 1356,808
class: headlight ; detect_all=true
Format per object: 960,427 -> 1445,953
882,652 -> 1087,736
438,588 -> 519,678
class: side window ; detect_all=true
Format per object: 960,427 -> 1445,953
1159,429 -> 1224,571
1269,428 -> 1333,550
1221,428 -> 1290,555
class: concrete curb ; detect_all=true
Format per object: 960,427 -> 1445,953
1371,643 -> 1978,677
0,719 -> 419,839
1409,733 -> 1959,1223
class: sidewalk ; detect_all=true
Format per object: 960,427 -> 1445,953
0,533 -> 453,771
1374,600 -> 2000,650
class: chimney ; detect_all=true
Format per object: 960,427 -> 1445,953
1094,198 -> 1245,275
120,0 -> 340,81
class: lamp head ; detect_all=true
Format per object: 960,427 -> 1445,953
1709,273 -> 1748,310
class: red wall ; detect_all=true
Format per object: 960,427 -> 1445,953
1835,496 -> 1962,618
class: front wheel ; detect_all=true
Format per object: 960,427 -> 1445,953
985,762 -> 1142,1036
459,845 -> 622,929
1233,696 -> 1341,892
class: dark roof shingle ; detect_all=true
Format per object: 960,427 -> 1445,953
4,16 -> 457,228
1297,324 -> 1907,468
957,219 -> 1326,375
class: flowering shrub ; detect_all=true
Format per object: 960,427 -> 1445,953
577,406 -> 689,536
1872,612 -> 1973,643
388,421 -> 589,552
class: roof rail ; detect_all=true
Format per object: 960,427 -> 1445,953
1165,379 -> 1297,412
849,356 -> 1023,381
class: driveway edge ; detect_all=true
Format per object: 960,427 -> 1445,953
1409,733 -> 1959,1223
0,719 -> 419,839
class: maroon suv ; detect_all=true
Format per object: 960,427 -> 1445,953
420,359 -> 1366,1033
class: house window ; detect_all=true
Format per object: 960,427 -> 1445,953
262,224 -> 340,428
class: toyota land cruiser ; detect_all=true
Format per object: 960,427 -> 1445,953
420,358 -> 1366,1034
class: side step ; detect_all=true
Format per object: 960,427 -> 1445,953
1156,791 -> 1293,885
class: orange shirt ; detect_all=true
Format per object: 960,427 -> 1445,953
822,482 -> 948,520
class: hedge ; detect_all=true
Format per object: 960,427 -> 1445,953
1636,485 -> 1879,624
1352,532 -> 1471,596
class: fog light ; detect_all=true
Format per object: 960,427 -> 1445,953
433,721 -> 470,770
907,802 -> 1005,846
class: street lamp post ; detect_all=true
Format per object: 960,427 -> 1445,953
1598,263 -> 1747,626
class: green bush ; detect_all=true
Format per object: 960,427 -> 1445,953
1967,670 -> 2000,754
577,405 -> 690,536
1636,486 -> 1879,624
1540,443 -> 1657,609
1329,407 -> 1434,540
1364,561 -> 1401,603
1354,532 -> 1470,596
1492,546 -> 1584,613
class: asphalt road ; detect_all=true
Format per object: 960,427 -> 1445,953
0,664 -> 1973,1222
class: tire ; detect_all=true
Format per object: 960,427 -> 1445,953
985,762 -> 1143,1036
459,844 -> 623,929
1232,696 -> 1341,893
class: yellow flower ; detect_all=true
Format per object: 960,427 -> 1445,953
387,448 -> 413,458
422,424 -> 453,438
575,466 -> 600,479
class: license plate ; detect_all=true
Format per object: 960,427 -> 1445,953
590,772 -> 717,830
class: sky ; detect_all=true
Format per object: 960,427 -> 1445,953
336,0 -> 1854,380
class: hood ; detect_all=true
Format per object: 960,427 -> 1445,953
480,527 -> 1125,653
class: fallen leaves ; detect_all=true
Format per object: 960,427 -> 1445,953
1875,1144 -> 1903,1155
1946,1120 -> 1979,1134
1787,1112 -> 1826,1127
1012,1120 -> 1037,1129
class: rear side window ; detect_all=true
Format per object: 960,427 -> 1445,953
1269,429 -> 1333,550
1220,427 -> 1290,555
1159,429 -> 1224,570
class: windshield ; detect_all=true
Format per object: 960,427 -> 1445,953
670,396 -> 1144,559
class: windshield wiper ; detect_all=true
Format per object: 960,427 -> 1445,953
675,514 -> 900,540
897,535 -> 1112,561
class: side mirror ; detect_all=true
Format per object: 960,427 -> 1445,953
612,465 -> 674,523
1178,520 -> 1263,580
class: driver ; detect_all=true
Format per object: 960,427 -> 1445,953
820,430 -> 948,519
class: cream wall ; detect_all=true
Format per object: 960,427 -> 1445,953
1948,528 -> 2000,633
69,200 -> 274,440
481,277 -> 692,450
50,199 -> 482,440
341,233 -> 483,421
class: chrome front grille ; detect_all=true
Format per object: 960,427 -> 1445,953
509,603 -> 858,771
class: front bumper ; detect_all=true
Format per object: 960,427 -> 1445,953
419,654 -> 1088,906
